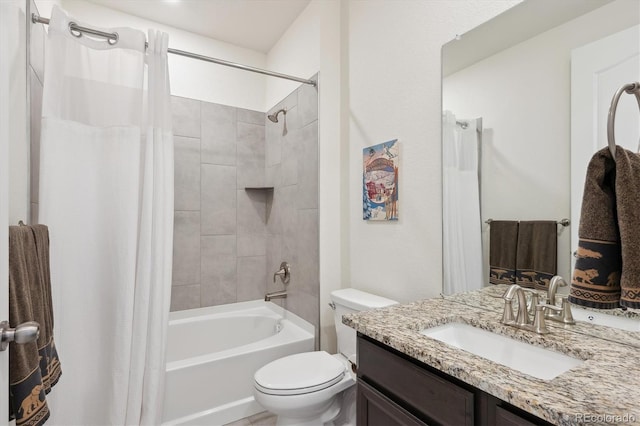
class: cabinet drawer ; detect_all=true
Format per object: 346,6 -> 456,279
357,381 -> 427,426
358,336 -> 474,426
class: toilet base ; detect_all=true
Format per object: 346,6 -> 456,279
274,393 -> 345,426
254,355 -> 357,426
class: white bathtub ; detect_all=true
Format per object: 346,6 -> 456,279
161,300 -> 314,425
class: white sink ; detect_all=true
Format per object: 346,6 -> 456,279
571,307 -> 640,332
421,322 -> 583,380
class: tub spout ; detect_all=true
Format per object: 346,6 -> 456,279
265,290 -> 287,302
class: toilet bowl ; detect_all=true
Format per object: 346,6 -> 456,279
253,289 -> 397,426
254,351 -> 355,426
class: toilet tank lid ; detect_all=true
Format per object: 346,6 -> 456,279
330,288 -> 398,311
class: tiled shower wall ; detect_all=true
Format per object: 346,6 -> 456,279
170,97 -> 268,310
170,80 -> 320,340
265,81 -> 320,340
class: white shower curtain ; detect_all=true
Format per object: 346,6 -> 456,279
442,111 -> 483,295
39,6 -> 173,425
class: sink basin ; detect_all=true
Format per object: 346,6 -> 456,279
421,322 -> 583,380
571,307 -> 640,332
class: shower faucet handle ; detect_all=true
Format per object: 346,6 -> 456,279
273,262 -> 291,285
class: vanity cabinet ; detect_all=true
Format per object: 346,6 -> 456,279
356,334 -> 549,426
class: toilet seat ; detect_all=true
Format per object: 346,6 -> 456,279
254,351 -> 346,396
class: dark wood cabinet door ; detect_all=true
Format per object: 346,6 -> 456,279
358,336 -> 475,426
356,335 -> 551,426
357,381 -> 427,426
494,406 -> 539,426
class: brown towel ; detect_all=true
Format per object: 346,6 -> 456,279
489,221 -> 518,285
515,221 -> 557,290
616,148 -> 640,308
569,148 -> 622,309
9,225 -> 62,426
29,225 -> 61,390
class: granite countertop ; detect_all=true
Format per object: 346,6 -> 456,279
446,285 -> 640,348
343,296 -> 640,426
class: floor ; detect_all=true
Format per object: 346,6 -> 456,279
224,411 -> 277,426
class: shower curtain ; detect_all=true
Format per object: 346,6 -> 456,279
39,6 -> 174,425
442,111 -> 483,295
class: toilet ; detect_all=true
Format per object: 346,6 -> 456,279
253,288 -> 398,426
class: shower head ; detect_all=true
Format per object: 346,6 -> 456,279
267,108 -> 286,123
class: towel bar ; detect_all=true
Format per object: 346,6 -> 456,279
485,218 -> 570,227
607,82 -> 640,158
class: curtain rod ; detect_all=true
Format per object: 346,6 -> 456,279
31,13 -> 317,87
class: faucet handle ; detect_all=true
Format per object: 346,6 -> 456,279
273,262 -> 291,284
501,299 -> 515,324
532,305 -> 554,334
520,288 -> 540,316
558,296 -> 576,324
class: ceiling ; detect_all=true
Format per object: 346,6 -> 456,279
86,0 -> 311,53
442,0 -> 613,76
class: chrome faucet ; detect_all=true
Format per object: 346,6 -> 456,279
267,262 -> 290,301
502,284 -> 528,325
502,284 -> 539,326
501,284 -> 553,334
545,276 -> 575,324
547,275 -> 567,306
265,290 -> 287,302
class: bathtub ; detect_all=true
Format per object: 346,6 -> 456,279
161,300 -> 314,425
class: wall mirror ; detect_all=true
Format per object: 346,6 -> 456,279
441,0 -> 640,345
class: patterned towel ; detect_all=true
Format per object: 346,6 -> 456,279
615,148 -> 640,308
489,221 -> 518,285
9,225 -> 62,426
515,221 -> 557,290
569,147 -> 622,308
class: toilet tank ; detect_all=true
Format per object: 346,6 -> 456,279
331,288 -> 397,363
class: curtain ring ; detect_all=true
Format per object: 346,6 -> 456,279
108,32 -> 119,46
68,21 -> 82,38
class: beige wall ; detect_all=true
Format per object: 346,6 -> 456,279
347,1 -> 519,303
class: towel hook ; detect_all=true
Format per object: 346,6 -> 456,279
18,220 -> 26,226
606,82 -> 640,159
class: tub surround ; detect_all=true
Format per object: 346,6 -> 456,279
170,77 -> 320,341
445,285 -> 640,348
344,296 -> 640,425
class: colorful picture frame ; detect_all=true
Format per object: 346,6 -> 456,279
363,139 -> 399,221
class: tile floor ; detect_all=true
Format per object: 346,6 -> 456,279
224,411 -> 277,426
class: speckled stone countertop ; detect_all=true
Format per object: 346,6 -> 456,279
446,285 -> 640,348
343,297 -> 640,426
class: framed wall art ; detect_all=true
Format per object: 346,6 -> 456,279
363,139 -> 399,221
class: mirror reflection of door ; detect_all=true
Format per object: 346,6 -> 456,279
570,25 -> 640,271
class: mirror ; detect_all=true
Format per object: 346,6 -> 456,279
441,0 -> 640,344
